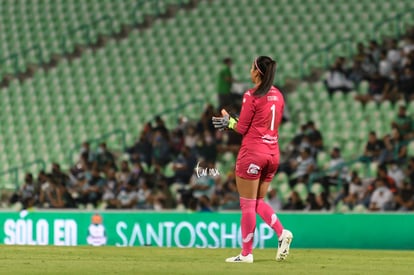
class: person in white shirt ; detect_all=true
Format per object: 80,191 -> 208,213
289,147 -> 315,187
325,57 -> 354,95
379,50 -> 392,78
387,39 -> 402,68
369,178 -> 394,211
388,161 -> 405,189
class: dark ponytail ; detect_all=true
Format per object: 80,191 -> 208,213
253,56 -> 277,97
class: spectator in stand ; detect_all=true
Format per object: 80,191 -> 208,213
153,115 -> 169,140
197,103 -> 216,134
368,178 -> 394,211
175,115 -> 190,132
169,129 -> 184,157
51,163 -> 70,187
195,130 -> 217,163
348,60 -> 365,88
379,50 -> 392,78
95,142 -> 116,171
399,66 -> 414,102
320,147 -> 347,194
217,57 -> 235,110
183,124 -> 199,150
362,131 -> 386,163
404,50 -> 414,70
325,57 -> 354,95
126,132 -> 153,166
354,71 -> 388,103
387,160 -> 405,189
115,160 -> 131,185
391,104 -> 412,138
69,152 -> 90,184
283,191 -> 305,210
282,124 -> 308,162
151,130 -> 171,166
405,157 -> 414,183
306,121 -> 324,156
50,163 -> 76,207
299,134 -> 319,159
368,40 -> 381,64
394,180 -> 414,211
387,39 -> 402,69
78,167 -> 105,207
113,181 -> 138,209
151,177 -> 175,210
101,168 -> 119,209
141,121 -> 153,140
39,174 -> 65,208
135,179 -> 153,209
305,192 -> 330,211
383,128 -> 408,165
353,43 -> 377,78
376,164 -> 398,194
267,188 -> 282,211
353,43 -> 366,64
402,35 -> 414,58
127,161 -> 144,186
382,68 -> 401,102
216,172 -> 239,210
169,146 -> 198,202
361,52 -> 378,77
198,195 -> 213,212
388,160 -> 405,189
173,146 -> 197,184
340,171 -> 366,210
288,147 -> 316,187
189,160 -> 217,200
80,141 -> 94,162
18,173 -> 37,209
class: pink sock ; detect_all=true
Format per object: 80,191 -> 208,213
239,197 -> 257,256
256,198 -> 284,237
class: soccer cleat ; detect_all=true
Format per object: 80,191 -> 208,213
225,253 -> 254,263
276,229 -> 293,261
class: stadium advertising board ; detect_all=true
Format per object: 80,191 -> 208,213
0,211 -> 277,248
1,211 -> 413,249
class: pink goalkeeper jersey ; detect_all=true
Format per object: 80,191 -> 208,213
237,86 -> 284,154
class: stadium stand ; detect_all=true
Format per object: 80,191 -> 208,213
1,0 -> 414,212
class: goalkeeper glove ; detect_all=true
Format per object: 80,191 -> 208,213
212,109 -> 238,130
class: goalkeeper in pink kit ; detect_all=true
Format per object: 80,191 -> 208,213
213,56 -> 293,263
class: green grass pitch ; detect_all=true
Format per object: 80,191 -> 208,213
1,246 -> 413,274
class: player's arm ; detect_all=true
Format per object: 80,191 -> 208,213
235,93 -> 255,135
212,109 -> 239,131
212,92 -> 254,133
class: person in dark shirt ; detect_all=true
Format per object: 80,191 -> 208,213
363,131 -> 386,163
283,191 -> 305,210
399,66 -> 414,102
306,121 -> 323,155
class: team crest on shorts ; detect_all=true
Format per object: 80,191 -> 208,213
247,163 -> 260,175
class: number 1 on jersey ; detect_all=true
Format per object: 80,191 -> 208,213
270,104 -> 276,131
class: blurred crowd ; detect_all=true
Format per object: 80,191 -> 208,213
325,27 -> 414,104
278,102 -> 414,212
10,104 -> 243,212
8,28 -> 414,213
10,96 -> 414,213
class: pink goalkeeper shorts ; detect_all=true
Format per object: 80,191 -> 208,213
235,147 -> 280,182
